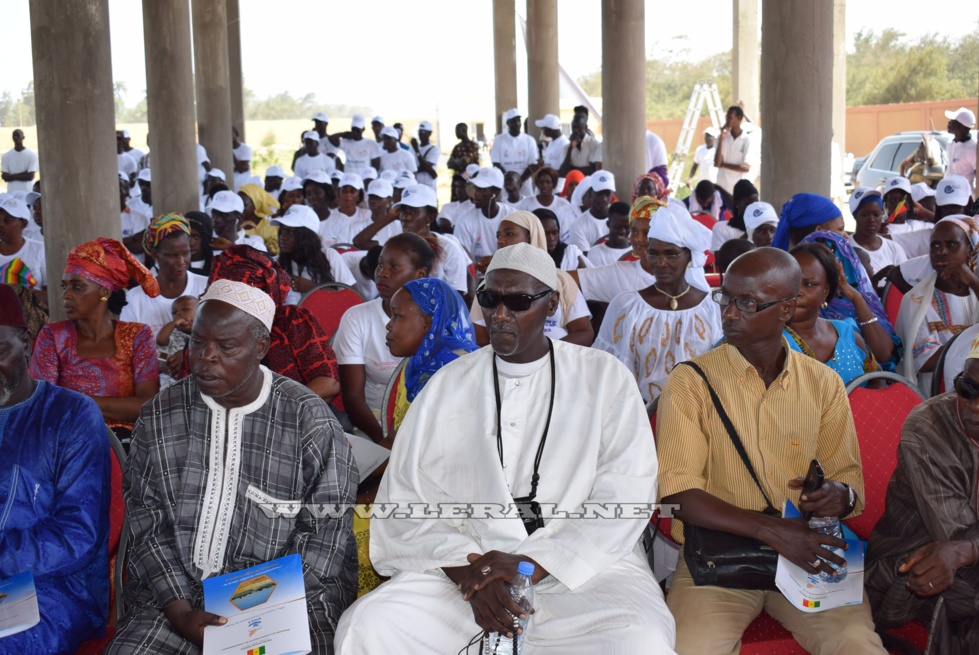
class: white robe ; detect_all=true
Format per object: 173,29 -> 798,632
335,342 -> 676,653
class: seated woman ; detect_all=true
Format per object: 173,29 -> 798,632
276,176 -> 305,216
786,242 -> 878,386
238,182 -> 281,254
896,216 -> 979,391
799,230 -> 902,368
322,173 -> 372,246
207,245 -> 341,403
847,188 -> 907,281
470,210 -> 594,347
517,167 -> 573,219
29,238 -> 160,447
594,204 -> 722,402
185,210 -> 214,276
270,204 -> 356,305
536,208 -> 590,271
334,233 -> 433,442
743,200 -> 779,247
772,192 -> 847,250
633,171 -> 670,202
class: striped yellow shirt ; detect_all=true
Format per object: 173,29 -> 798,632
656,340 -> 865,543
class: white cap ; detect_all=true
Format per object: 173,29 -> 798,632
280,176 -> 304,193
120,129 -> 131,139
200,279 -> 275,333
394,184 -> 437,208
883,176 -> 912,197
0,195 -> 31,221
118,171 -> 129,183
207,168 -> 227,181
705,126 -> 720,137
371,115 -> 385,125
24,191 -> 40,207
502,108 -> 520,123
590,170 -> 616,193
311,112 -> 330,123
210,190 -> 245,213
848,187 -> 883,214
936,175 -> 972,207
534,114 -> 560,130
303,170 -> 332,185
351,114 -> 366,129
367,179 -> 394,199
911,182 -> 936,203
945,107 -> 976,128
393,172 -> 417,189
379,126 -> 399,140
331,170 -> 344,181
486,242 -> 556,291
266,165 -> 285,178
743,202 -> 779,236
360,166 -> 378,180
270,204 -> 320,233
464,163 -> 480,179
379,170 -> 398,181
471,167 -> 504,189
302,131 -> 319,142
137,168 -> 152,183
339,173 -> 364,190
418,120 -> 434,133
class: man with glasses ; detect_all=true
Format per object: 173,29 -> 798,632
657,247 -> 885,654
335,242 -> 676,653
866,339 -> 979,652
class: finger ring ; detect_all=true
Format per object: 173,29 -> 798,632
809,559 -> 821,568
481,566 -> 492,575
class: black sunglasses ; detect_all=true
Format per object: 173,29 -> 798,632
954,372 -> 979,401
477,289 -> 552,312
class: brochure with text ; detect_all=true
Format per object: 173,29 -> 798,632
0,571 -> 40,639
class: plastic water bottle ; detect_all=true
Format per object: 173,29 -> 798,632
809,516 -> 847,583
484,562 -> 536,654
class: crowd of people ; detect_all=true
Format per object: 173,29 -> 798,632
0,101 -> 978,654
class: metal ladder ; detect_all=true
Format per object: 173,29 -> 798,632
667,79 -> 726,191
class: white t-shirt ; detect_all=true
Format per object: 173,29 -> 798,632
1,148 -> 39,192
293,153 -> 336,180
715,131 -> 755,193
121,208 -> 150,241
849,235 -> 908,277
710,221 -> 746,252
491,132 -> 539,196
339,138 -> 381,177
318,136 -> 340,158
348,214 -> 403,247
564,134 -> 603,168
587,242 -> 632,267
542,135 -> 569,171
570,210 -> 609,252
692,144 -> 718,183
118,152 -> 138,178
433,234 -> 469,293
197,144 -> 210,183
279,248 -> 356,305
340,250 -> 379,301
436,200 -> 471,227
947,138 -> 977,189
645,131 -> 668,171
126,147 -> 145,167
126,196 -> 153,227
414,143 -> 440,189
378,148 -> 418,175
233,143 -> 252,166
119,272 -> 208,338
453,202 -> 517,260
0,238 -> 45,288
233,172 -> 260,191
318,208 -> 373,247
516,194 -> 577,242
556,244 -> 591,271
578,259 -> 655,303
889,227 -> 933,260
333,297 -> 403,417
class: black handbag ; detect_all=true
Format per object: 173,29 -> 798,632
678,362 -> 781,590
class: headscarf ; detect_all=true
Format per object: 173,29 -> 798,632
570,175 -> 592,211
633,172 -> 670,202
647,204 -> 713,292
936,214 -> 979,249
142,212 -> 190,255
239,183 -> 280,220
560,170 -> 585,198
208,245 -> 290,307
0,258 -> 39,288
630,196 -> 667,223
401,278 -> 478,401
186,211 -> 214,276
65,238 -> 160,296
773,193 -> 842,251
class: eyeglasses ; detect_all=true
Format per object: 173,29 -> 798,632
477,288 -> 552,312
711,288 -> 796,314
646,250 -> 686,263
954,372 -> 979,401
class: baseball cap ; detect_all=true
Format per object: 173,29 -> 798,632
503,108 -> 520,123
311,112 -> 330,123
0,195 -> 31,221
371,115 -> 385,125
280,176 -> 304,193
207,168 -> 226,181
24,191 -> 40,207
367,179 -> 394,199
848,187 -> 883,214
339,173 -> 364,191
265,165 -> 285,178
331,170 -> 344,182
910,182 -> 936,203
705,126 -> 720,138
418,120 -> 434,133
936,175 -> 972,207
883,176 -> 912,196
210,190 -> 244,214
464,163 -> 481,179
944,107 -> 976,129
270,204 -> 320,233
379,170 -> 398,181
120,129 -> 131,139
302,131 -> 319,142
360,167 -> 378,180
393,172 -> 417,189
471,167 -> 504,189
394,184 -> 438,209
534,114 -> 561,130
590,171 -> 616,193
303,170 -> 332,185
351,114 -> 366,129
137,168 -> 152,183
379,126 -> 399,140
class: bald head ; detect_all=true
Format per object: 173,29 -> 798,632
728,247 -> 802,299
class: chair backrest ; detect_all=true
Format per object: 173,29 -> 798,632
380,359 -> 408,439
882,281 -> 903,327
105,427 -> 127,624
705,272 -> 723,288
690,211 -> 718,231
843,372 -> 925,540
330,243 -> 360,255
298,282 -> 367,342
939,323 -> 979,396
931,330 -> 965,397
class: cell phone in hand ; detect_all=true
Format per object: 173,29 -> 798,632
802,459 -> 824,521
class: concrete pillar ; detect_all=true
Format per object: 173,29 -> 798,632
226,0 -> 245,141
601,0 -> 646,190
760,0 -> 835,211
732,0 -> 760,120
832,0 -> 846,195
192,0 -> 233,178
143,0 -> 200,215
493,0 -> 518,135
29,0 -> 120,320
526,0 -> 559,139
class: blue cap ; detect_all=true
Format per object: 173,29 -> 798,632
517,562 -> 535,576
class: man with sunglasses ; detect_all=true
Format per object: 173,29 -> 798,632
866,342 -> 979,652
336,243 -> 676,653
657,248 -> 885,654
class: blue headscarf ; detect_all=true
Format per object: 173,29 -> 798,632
402,278 -> 478,401
799,230 -> 902,368
773,193 -> 842,251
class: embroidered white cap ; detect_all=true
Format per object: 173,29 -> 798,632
394,184 -> 437,209
470,167 -> 504,190
201,278 -> 276,332
367,179 -> 394,199
210,190 -> 244,214
848,187 -> 883,214
936,175 -> 972,207
590,171 -> 616,193
884,176 -> 912,197
486,242 -> 557,291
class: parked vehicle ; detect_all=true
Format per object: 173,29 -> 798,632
853,130 -> 975,189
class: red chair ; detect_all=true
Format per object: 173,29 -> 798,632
691,211 -> 718,231
930,330 -> 965,397
706,272 -> 723,288
380,359 -> 408,439
882,282 -> 904,327
330,242 -> 360,255
298,282 -> 366,343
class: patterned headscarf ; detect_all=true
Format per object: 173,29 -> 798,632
208,245 -> 290,307
630,196 -> 667,223
143,212 -> 191,254
65,238 -> 160,296
0,258 -> 39,288
239,183 -> 280,220
401,278 -> 478,401
633,172 -> 670,202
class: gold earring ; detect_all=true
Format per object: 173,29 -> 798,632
100,296 -> 108,303
821,301 -> 828,309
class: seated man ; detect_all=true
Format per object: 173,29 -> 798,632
108,279 -> 357,653
866,340 -> 979,652
657,248 -> 886,655
335,243 -> 676,653
0,284 -> 111,652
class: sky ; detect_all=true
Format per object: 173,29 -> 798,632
2,0 -> 977,125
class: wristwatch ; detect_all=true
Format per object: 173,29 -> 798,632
841,483 -> 857,517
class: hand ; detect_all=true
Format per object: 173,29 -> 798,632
467,579 -> 530,638
788,478 -> 849,518
835,261 -> 862,303
899,541 -> 975,597
164,599 -> 226,647
940,262 -> 979,288
475,256 -> 493,274
763,518 -> 848,575
165,350 -> 185,377
458,551 -> 541,600
175,317 -> 193,332
291,275 -> 316,294
210,237 -> 235,251
410,137 -> 419,149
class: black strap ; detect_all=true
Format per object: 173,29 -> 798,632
679,361 -> 778,514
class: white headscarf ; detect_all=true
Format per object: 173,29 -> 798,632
570,175 -> 592,213
647,204 -> 713,292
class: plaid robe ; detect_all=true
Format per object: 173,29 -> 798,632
108,367 -> 357,654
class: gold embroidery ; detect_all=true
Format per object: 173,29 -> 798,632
644,346 -> 658,377
611,313 -> 627,345
664,350 -> 676,375
638,316 -> 654,345
694,315 -> 706,341
927,321 -> 968,335
674,317 -> 683,345
660,321 -> 671,347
